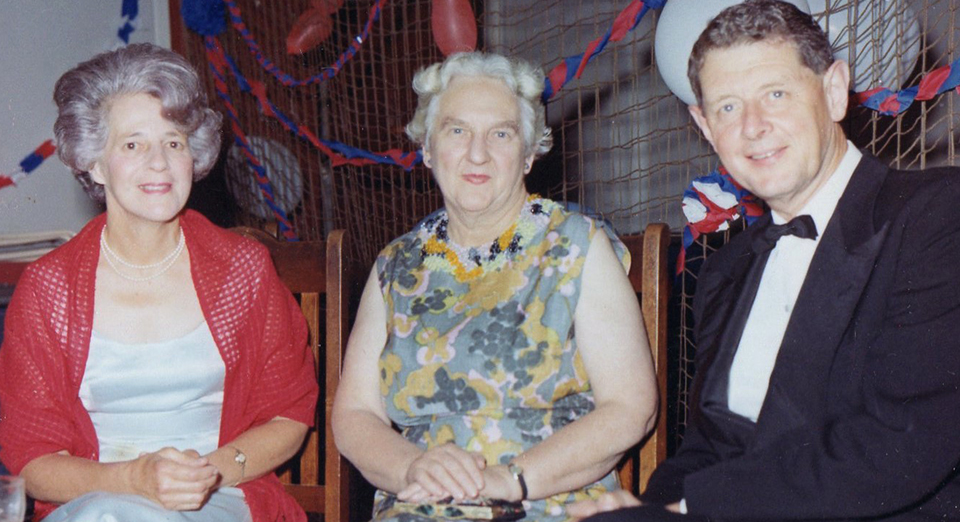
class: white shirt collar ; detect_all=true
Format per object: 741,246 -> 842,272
771,140 -> 862,235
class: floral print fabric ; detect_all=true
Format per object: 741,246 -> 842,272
373,198 -> 629,521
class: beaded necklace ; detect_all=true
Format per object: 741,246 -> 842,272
421,196 -> 550,283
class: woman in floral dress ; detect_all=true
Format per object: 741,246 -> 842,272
332,52 -> 658,521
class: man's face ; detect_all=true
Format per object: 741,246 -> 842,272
689,39 -> 850,219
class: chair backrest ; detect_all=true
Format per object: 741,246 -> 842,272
616,223 -> 670,495
230,227 -> 350,522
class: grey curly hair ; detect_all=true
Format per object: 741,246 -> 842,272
53,43 -> 222,202
405,52 -> 553,158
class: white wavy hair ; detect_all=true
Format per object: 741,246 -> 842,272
405,52 -> 553,158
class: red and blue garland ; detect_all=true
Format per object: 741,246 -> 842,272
14,0 -> 960,257
543,0 -> 666,101
221,0 -> 388,87
205,37 -> 299,240
856,56 -> 960,116
0,140 -> 57,191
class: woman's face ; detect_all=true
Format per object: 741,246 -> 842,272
91,92 -> 194,227
423,75 -> 534,224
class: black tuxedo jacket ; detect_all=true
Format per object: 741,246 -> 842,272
641,154 -> 960,520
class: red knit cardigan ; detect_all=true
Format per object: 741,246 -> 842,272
0,210 -> 319,522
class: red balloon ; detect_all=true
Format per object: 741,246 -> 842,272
432,0 -> 477,56
286,8 -> 334,55
311,0 -> 343,15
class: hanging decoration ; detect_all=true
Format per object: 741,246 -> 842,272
177,0 -> 960,258
678,166 -> 763,274
205,37 -> 299,240
431,0 -> 478,56
857,58 -> 960,116
221,0 -> 387,87
226,136 -> 304,220
205,37 -> 421,170
287,6 -> 335,55
542,0 -> 666,101
181,0 -> 227,36
118,0 -> 140,44
0,141 -> 57,192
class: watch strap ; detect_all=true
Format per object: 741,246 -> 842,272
508,463 -> 528,501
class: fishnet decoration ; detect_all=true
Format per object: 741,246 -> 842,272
174,0 -> 960,451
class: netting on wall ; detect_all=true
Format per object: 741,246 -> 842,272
173,0 -> 960,449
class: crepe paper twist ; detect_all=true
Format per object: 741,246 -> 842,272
205,37 -> 299,240
677,166 -> 763,275
220,0 -> 387,87
118,0 -> 139,44
205,36 -> 421,171
542,0 -> 666,102
855,54 -> 960,116
0,140 -> 57,192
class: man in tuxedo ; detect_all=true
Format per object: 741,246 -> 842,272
570,0 -> 960,520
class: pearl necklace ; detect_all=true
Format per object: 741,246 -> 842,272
100,227 -> 185,282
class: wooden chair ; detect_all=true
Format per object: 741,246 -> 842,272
616,223 -> 670,495
230,227 -> 350,522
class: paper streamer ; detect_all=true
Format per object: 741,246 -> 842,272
118,0 -> 139,44
205,36 -> 421,171
0,140 -> 57,192
856,55 -> 960,116
222,0 -> 387,87
205,38 -> 299,240
542,0 -> 666,102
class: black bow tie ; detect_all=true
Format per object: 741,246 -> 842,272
752,214 -> 818,254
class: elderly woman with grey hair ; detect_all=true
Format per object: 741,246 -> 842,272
0,43 -> 318,522
332,52 -> 658,521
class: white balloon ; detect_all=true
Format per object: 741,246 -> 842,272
654,0 -> 811,106
809,0 -> 921,92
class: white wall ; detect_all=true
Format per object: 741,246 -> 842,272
0,0 -> 170,235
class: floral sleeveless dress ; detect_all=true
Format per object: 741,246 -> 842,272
373,197 -> 629,522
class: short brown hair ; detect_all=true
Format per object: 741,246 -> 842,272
687,0 -> 834,106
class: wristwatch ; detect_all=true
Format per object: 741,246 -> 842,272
508,462 -> 528,501
230,446 -> 247,483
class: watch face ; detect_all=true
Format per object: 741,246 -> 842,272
508,463 -> 522,476
235,451 -> 247,464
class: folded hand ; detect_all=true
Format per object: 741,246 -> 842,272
398,443 -> 487,502
127,447 -> 219,511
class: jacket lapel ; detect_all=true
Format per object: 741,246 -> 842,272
754,155 -> 891,439
695,215 -> 773,447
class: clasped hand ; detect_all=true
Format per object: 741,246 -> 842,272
399,443 -> 491,503
127,447 -> 219,511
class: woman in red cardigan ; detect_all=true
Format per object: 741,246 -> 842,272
0,44 -> 318,522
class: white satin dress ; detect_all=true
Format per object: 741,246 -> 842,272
44,322 -> 251,522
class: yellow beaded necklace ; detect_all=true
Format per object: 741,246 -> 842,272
423,222 -> 518,282
421,196 -> 544,283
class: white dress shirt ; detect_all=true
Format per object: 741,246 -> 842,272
727,142 -> 862,422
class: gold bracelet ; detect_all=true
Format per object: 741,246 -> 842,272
227,446 -> 247,485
